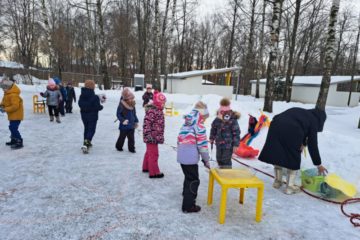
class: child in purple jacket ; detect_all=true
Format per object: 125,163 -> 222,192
177,101 -> 210,213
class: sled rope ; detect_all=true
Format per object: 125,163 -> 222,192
232,156 -> 360,227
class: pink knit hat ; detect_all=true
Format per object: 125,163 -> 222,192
146,84 -> 153,89
48,78 -> 56,88
153,91 -> 166,108
122,87 -> 135,100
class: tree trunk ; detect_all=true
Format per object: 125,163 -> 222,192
179,0 -> 187,72
243,0 -> 256,95
227,0 -> 238,68
316,0 -> 341,110
163,0 -> 177,92
160,0 -> 171,75
347,14 -> 360,106
263,0 -> 284,113
40,0 -> 53,70
96,0 -> 110,89
283,0 -> 301,102
152,0 -> 161,90
256,0 -> 266,99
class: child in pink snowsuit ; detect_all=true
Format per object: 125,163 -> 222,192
142,91 -> 166,178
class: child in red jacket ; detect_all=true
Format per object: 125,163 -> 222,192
142,91 -> 166,178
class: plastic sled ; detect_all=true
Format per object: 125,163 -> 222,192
325,173 -> 357,197
235,142 -> 259,159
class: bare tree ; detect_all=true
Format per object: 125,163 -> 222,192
263,0 -> 284,113
348,14 -> 360,106
316,0 -> 341,110
243,0 -> 258,95
255,0 -> 266,99
227,0 -> 238,68
283,0 -> 301,102
151,0 -> 161,90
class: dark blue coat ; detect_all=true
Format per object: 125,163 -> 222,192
258,108 -> 326,170
117,101 -> 139,130
78,88 -> 103,122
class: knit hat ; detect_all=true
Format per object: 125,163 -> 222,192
122,87 -> 135,100
146,84 -> 153,89
53,77 -> 61,85
153,91 -> 166,109
0,77 -> 14,90
84,80 -> 95,90
48,78 -> 56,88
194,101 -> 209,118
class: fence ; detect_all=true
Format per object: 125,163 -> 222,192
0,67 -> 134,88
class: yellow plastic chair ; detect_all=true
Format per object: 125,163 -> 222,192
165,102 -> 174,116
33,95 -> 46,113
207,168 -> 264,224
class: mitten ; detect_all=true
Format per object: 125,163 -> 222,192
0,107 -> 5,113
202,160 -> 210,169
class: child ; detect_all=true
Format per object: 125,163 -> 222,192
210,98 -> 240,168
65,81 -> 76,113
142,91 -> 166,178
54,77 -> 67,116
116,87 -> 139,153
78,80 -> 103,152
177,101 -> 211,213
41,78 -> 63,123
0,77 -> 24,149
142,84 -> 153,107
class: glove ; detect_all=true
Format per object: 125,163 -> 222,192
40,92 -> 44,97
202,160 -> 210,169
0,107 -> 5,113
317,165 -> 328,176
123,119 -> 129,125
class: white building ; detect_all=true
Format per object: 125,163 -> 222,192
161,67 -> 240,98
250,76 -> 360,107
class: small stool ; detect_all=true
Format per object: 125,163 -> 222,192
207,168 -> 264,224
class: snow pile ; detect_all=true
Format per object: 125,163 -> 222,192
12,74 -> 47,85
0,60 -> 24,69
0,85 -> 359,239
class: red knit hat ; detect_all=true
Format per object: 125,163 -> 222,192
153,91 -> 166,109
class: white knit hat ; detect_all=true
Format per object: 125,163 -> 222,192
0,78 -> 14,90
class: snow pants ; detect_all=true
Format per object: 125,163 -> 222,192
116,129 -> 135,152
9,120 -> 22,140
82,118 -> 97,142
181,164 -> 199,211
216,147 -> 233,168
142,143 -> 160,176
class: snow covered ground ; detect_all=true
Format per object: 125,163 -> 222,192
0,84 -> 359,240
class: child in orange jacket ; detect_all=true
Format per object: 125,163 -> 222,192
0,77 -> 24,149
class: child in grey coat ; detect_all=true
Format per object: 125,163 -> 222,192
41,78 -> 63,123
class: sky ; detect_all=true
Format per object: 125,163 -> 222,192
196,0 -> 360,19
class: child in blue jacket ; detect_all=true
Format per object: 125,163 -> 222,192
116,88 -> 139,153
78,80 -> 103,151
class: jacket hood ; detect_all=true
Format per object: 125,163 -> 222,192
5,84 -> 20,95
309,108 -> 327,132
183,110 -> 201,126
81,87 -> 95,99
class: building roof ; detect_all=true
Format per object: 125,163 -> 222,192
165,67 -> 241,79
250,76 -> 360,86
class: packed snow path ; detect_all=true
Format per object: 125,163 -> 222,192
0,85 -> 359,239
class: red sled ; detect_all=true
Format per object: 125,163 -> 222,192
235,142 -> 259,159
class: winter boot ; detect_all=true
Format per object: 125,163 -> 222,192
11,139 -> 23,150
83,139 -> 92,148
56,116 -> 61,123
284,169 -> 301,194
273,166 -> 283,189
149,173 -> 164,179
50,116 -> 54,122
182,205 -> 201,213
5,138 -> 16,146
